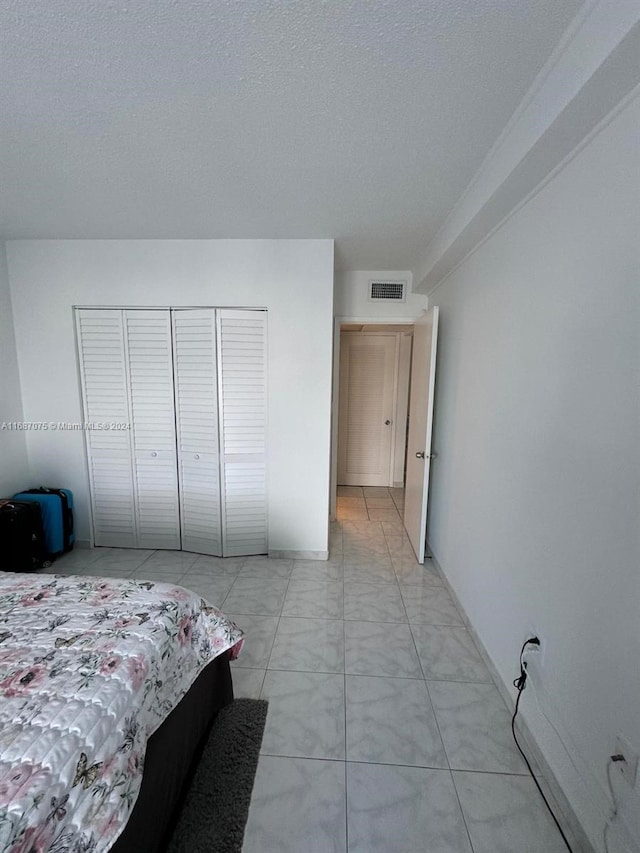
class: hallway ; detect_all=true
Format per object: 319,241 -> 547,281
336,485 -> 405,524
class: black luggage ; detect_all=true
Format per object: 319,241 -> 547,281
0,499 -> 52,572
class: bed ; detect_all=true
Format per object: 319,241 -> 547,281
0,570 -> 243,852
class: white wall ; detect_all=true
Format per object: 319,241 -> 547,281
0,242 -> 30,495
5,240 -> 334,555
334,269 -> 426,320
427,94 -> 640,852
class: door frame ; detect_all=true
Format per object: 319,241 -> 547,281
330,316 -> 416,522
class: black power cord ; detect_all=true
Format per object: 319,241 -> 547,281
512,638 -> 574,853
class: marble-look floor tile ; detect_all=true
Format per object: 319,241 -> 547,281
336,505 -> 369,521
140,550 -> 199,571
54,547 -> 108,568
394,556 -> 443,586
363,497 -> 396,508
362,487 -> 391,498
187,554 -> 245,577
343,568 -> 397,587
74,563 -> 135,579
180,574 -> 235,605
341,542 -> 388,558
50,563 -> 95,577
343,539 -> 390,558
346,675 -> 447,768
291,559 -> 344,582
337,496 -> 367,508
269,617 -> 344,673
231,667 -> 265,699
91,548 -> 154,571
343,542 -> 390,559
243,755 -> 346,853
225,612 -> 278,669
428,681 -> 528,774
337,486 -> 364,498
347,763 -> 472,853
380,520 -> 405,536
344,582 -> 407,623
366,507 -> 401,522
343,557 -> 392,578
383,535 -> 416,556
340,520 -> 384,537
260,670 -> 345,760
453,771 -> 568,853
344,620 -> 422,678
222,576 -> 288,616
401,586 -> 463,626
411,625 -> 491,682
282,580 -> 344,619
328,532 -> 343,554
240,556 -> 294,579
132,566 -> 189,585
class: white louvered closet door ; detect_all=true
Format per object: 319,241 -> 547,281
76,310 -> 137,547
123,310 -> 181,550
172,309 -> 223,556
217,309 -> 267,557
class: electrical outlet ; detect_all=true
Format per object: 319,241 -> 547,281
522,635 -> 544,671
615,735 -> 639,788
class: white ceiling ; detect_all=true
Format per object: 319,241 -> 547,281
0,0 -> 584,271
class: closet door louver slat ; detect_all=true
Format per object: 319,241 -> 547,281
172,309 -> 223,557
217,310 -> 267,557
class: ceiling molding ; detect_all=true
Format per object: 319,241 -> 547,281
414,0 -> 640,295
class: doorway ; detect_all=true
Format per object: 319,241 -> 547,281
332,323 -> 414,523
330,308 -> 440,563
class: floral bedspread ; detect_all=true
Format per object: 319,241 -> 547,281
0,571 -> 243,853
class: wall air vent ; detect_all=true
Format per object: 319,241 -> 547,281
368,280 -> 407,302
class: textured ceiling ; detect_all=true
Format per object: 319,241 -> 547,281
0,0 -> 584,270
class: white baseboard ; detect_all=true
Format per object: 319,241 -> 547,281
75,539 -> 92,549
269,549 -> 328,561
426,541 -> 597,853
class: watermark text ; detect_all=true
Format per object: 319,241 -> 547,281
1,421 -> 131,431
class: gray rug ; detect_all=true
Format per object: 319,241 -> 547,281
167,698 -> 268,853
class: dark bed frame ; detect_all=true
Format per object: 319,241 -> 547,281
110,650 -> 234,853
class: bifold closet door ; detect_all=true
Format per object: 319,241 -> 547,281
76,308 -> 181,550
77,307 -> 267,556
125,310 -> 180,550
217,309 -> 267,557
76,309 -> 137,547
172,309 -> 223,557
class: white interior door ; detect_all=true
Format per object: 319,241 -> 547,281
404,307 -> 439,562
217,309 -> 268,557
172,309 -> 223,556
124,310 -> 181,550
338,333 -> 397,486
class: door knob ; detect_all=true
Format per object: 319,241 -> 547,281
385,419 -> 392,426
151,451 -> 158,458
194,454 -> 200,460
416,451 -> 425,459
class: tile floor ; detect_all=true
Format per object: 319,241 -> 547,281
336,485 -> 405,523
49,515 -> 573,852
